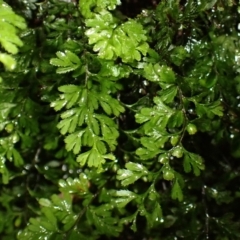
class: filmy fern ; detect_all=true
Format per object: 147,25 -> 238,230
0,1 -> 26,70
0,0 -> 239,239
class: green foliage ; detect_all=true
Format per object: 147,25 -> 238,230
1,0 -> 240,239
0,1 -> 26,70
50,51 -> 82,74
79,0 -> 121,18
85,10 -> 149,62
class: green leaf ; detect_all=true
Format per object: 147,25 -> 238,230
140,137 -> 160,152
117,167 -> 145,186
158,85 -> 178,103
39,198 -> 52,207
96,92 -> 125,116
21,192 -> 77,238
170,46 -> 189,66
85,11 -> 149,62
0,53 -> 16,70
135,108 -> 152,124
171,180 -> 183,201
136,147 -> 162,160
50,51 -> 81,74
0,2 -> 26,56
195,100 -> 224,118
143,63 -> 176,84
145,201 -> 163,228
12,148 -> 24,167
119,211 -> 138,232
168,110 -> 184,128
183,152 -> 205,176
111,190 -> 137,208
58,173 -> 90,196
41,208 -> 58,231
51,85 -> 82,111
201,0 -> 217,10
58,84 -> 81,93
65,130 -> 85,154
136,98 -> 173,130
125,162 -> 148,173
79,0 -> 121,18
0,157 -> 9,184
77,147 -> 114,169
95,114 -> 119,150
87,206 -> 122,237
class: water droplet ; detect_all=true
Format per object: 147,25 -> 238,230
24,164 -> 31,170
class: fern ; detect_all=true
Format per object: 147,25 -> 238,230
50,48 -> 125,170
0,0 -> 239,239
0,1 -> 26,70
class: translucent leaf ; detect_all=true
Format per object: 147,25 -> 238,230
57,118 -> 71,135
153,97 -> 174,114
159,65 -> 176,83
77,151 -> 90,167
95,139 -> 107,154
21,192 -> 77,238
136,147 -> 162,160
100,101 -> 112,115
195,100 -> 223,118
119,211 -> 138,231
12,148 -> 24,167
95,114 -> 119,150
82,128 -> 95,146
39,198 -> 52,207
183,152 -> 205,176
89,116 -> 100,135
0,160 -> 9,184
50,51 -> 81,74
65,130 -> 85,154
58,173 -> 89,196
151,202 -> 162,224
0,53 -> 16,70
158,85 -> 178,103
41,208 -> 58,231
79,0 -> 121,18
117,169 -> 144,186
60,108 -> 78,119
50,99 -> 67,111
183,156 -> 192,173
102,153 -> 115,160
171,180 -> 183,201
145,201 -> 163,228
135,108 -> 152,123
143,63 -> 176,84
88,148 -> 100,166
143,63 -> 161,82
111,190 -> 137,208
85,11 -> 149,62
77,147 -> 112,169
140,137 -> 160,152
201,0 -> 217,10
168,110 -> 184,128
170,46 -> 189,66
58,84 -> 81,93
87,206 -> 122,237
126,162 -> 148,173
0,2 -> 26,59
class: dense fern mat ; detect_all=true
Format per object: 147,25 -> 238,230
0,0 -> 240,239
